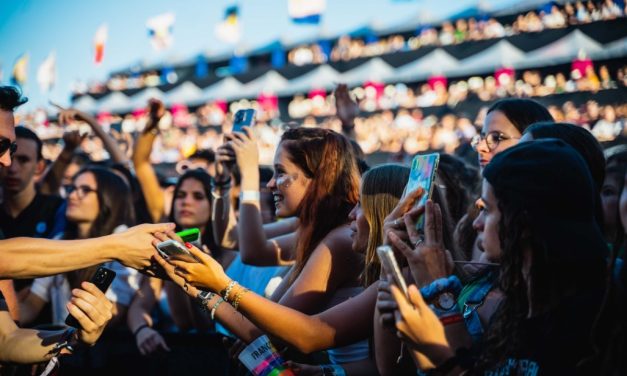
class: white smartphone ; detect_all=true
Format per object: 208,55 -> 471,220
156,239 -> 199,263
377,245 -> 409,297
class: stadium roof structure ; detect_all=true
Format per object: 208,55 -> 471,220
74,18 -> 627,114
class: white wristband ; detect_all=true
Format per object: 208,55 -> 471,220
240,190 -> 260,202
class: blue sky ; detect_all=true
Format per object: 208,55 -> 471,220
0,0 -> 519,112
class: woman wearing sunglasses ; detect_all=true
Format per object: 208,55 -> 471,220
471,98 -> 553,169
19,166 -> 140,328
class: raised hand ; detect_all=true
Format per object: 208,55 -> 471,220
334,83 -> 359,128
226,127 -> 260,178
62,130 -> 87,151
382,187 -> 424,246
67,282 -> 114,346
391,284 -> 452,363
145,98 -> 166,133
390,200 -> 453,288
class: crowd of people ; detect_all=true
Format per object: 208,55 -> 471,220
1,75 -> 627,375
70,0 -> 626,96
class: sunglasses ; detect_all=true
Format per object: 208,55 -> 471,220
0,138 -> 18,158
64,184 -> 97,199
471,131 -> 519,152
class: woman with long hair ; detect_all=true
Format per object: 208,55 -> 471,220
156,163 -> 425,374
20,166 -> 139,327
127,169 -> 228,356
386,140 -> 608,374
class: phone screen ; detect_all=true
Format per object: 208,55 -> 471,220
402,153 -> 440,230
157,240 -> 198,262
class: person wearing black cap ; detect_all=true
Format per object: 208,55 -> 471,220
385,139 -> 608,375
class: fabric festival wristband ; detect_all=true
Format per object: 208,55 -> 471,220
238,335 -> 295,376
240,190 -> 261,202
440,313 -> 464,326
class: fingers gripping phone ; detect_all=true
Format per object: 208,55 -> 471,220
402,153 -> 440,230
232,109 -> 256,133
65,267 -> 116,327
156,239 -> 199,263
377,245 -> 409,297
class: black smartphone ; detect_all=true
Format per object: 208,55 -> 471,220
232,109 -> 256,133
64,266 -> 116,327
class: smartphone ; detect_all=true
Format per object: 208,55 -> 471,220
377,245 -> 409,297
232,109 -> 256,133
402,153 -> 440,230
177,228 -> 201,248
65,267 -> 116,327
156,239 -> 199,263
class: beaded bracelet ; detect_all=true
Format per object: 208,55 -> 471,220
210,297 -> 225,320
221,280 -> 237,302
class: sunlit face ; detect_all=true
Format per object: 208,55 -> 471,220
174,178 -> 211,230
0,110 -> 15,168
348,202 -> 369,253
473,181 -> 502,262
266,143 -> 312,217
476,110 -> 522,169
66,172 -> 99,224
2,137 -> 39,194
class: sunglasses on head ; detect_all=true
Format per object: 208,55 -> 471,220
0,138 -> 17,158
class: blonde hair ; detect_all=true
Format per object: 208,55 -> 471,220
360,164 -> 410,286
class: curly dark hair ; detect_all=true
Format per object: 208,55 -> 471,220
0,86 -> 28,112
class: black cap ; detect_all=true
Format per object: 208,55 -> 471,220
483,139 -> 608,263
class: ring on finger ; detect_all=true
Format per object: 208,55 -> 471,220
414,237 -> 424,248
184,283 -> 189,291
393,218 -> 402,227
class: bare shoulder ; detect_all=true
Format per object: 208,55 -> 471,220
318,225 -> 354,255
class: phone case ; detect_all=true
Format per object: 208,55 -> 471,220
157,240 -> 199,263
65,267 -> 116,327
402,153 -> 440,229
232,109 -> 256,133
377,246 -> 409,297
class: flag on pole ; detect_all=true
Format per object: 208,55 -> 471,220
147,13 -> 175,51
11,53 -> 29,86
288,0 -> 326,24
215,5 -> 241,44
94,23 -> 108,65
37,51 -> 56,93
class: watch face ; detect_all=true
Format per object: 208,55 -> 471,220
438,292 -> 456,310
198,291 -> 212,300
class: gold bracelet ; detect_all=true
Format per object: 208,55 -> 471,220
232,287 -> 250,311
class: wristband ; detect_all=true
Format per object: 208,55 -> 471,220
238,335 -> 295,376
133,324 -> 151,337
240,190 -> 260,202
439,313 -> 464,326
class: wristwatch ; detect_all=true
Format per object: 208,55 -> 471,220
195,290 -> 215,313
433,291 -> 457,311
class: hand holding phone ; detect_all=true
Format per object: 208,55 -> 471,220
156,239 -> 200,263
377,245 -> 409,297
65,267 -> 116,327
